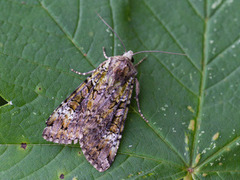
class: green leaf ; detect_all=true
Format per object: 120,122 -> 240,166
0,0 -> 240,179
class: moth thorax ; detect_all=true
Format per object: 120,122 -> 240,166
110,61 -> 134,84
123,50 -> 134,61
114,64 -> 129,78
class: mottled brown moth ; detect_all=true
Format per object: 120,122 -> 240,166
42,14 -> 185,172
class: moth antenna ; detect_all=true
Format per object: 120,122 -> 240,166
97,13 -> 127,52
133,50 -> 186,56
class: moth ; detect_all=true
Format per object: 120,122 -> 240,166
42,14 -> 185,172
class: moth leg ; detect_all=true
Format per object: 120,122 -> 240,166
71,68 -> 95,75
102,47 -> 109,59
135,78 -> 149,123
134,57 -> 147,67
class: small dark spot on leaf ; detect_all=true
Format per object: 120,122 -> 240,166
60,174 -> 64,179
35,84 -> 44,94
21,143 -> 27,149
78,151 -> 81,155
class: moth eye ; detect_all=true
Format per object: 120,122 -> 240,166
131,57 -> 134,62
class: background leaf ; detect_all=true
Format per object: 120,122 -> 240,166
0,0 -> 240,179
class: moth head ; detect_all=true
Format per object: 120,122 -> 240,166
123,51 -> 134,62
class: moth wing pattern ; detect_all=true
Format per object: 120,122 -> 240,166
42,55 -> 137,172
79,76 -> 135,172
42,60 -> 107,145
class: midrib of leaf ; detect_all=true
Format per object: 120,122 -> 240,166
190,1 -> 208,168
191,1 -> 240,172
